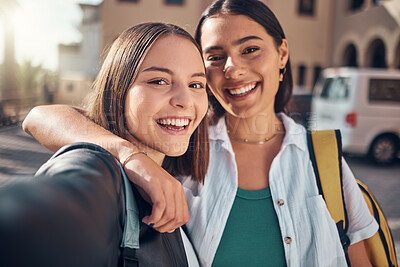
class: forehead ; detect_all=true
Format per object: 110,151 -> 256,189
139,34 -> 204,71
201,14 -> 269,47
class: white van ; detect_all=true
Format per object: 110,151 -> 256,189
311,67 -> 400,164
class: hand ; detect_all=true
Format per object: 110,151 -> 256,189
123,153 -> 189,233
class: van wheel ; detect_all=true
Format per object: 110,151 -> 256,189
369,135 -> 398,165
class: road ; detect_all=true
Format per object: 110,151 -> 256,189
344,154 -> 400,263
0,123 -> 399,262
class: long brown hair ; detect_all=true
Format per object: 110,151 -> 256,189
87,23 -> 209,183
195,0 -> 293,124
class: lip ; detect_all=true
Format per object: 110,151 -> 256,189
224,81 -> 260,101
155,116 -> 193,136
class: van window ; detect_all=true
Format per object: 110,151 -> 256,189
369,79 -> 400,103
320,77 -> 349,100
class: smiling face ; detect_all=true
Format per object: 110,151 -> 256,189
124,34 -> 208,159
201,14 -> 289,118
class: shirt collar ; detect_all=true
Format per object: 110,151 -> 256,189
209,115 -> 233,152
208,113 -> 307,152
279,113 -> 307,152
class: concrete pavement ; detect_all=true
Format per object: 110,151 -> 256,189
0,123 -> 52,184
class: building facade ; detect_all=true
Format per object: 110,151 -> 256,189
57,3 -> 101,105
94,0 -> 400,93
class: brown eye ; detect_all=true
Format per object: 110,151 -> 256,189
148,79 -> 168,85
243,47 -> 259,54
207,55 -> 224,61
189,82 -> 205,89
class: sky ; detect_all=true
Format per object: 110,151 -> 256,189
0,0 -> 102,71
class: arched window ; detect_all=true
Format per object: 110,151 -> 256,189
350,0 -> 364,11
373,0 -> 382,6
342,44 -> 358,67
395,42 -> 400,69
298,0 -> 315,16
366,39 -> 387,68
298,65 -> 307,86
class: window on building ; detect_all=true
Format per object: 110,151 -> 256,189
369,79 -> 400,103
368,39 -> 387,68
313,66 -> 322,87
298,0 -> 315,16
67,83 -> 74,93
298,65 -> 307,87
165,0 -> 184,4
373,0 -> 382,6
350,0 -> 364,11
343,44 -> 358,67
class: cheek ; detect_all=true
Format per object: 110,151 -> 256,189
206,66 -> 224,92
125,92 -> 152,132
124,100 -> 141,133
196,92 -> 209,121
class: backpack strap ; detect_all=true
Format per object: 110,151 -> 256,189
306,130 -> 351,261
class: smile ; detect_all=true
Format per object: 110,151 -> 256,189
156,117 -> 190,131
226,82 -> 258,97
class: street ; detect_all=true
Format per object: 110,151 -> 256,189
0,123 -> 399,262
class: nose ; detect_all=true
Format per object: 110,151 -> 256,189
170,83 -> 193,109
223,56 -> 246,80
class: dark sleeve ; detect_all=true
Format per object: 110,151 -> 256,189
0,143 -> 125,267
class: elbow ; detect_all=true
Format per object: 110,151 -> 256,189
22,105 -> 48,136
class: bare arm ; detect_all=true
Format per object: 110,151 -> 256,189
22,105 -> 135,159
348,240 -> 372,267
22,104 -> 188,232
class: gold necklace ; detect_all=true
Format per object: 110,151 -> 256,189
227,124 -> 283,145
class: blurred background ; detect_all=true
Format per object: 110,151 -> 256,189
0,0 -> 399,263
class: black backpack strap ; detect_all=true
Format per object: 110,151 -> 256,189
120,247 -> 139,267
306,130 -> 351,265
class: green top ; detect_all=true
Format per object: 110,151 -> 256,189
212,187 -> 287,267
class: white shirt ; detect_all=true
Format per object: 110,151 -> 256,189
181,113 -> 378,267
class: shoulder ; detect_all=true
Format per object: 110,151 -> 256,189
37,142 -> 121,180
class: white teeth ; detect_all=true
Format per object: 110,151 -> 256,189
228,82 -> 257,96
157,118 -> 190,127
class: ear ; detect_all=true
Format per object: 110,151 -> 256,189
278,39 -> 289,68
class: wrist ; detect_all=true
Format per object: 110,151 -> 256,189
105,139 -> 140,162
121,151 -> 148,168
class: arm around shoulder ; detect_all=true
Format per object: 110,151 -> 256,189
23,104 -> 92,151
22,104 -> 190,234
22,104 -> 137,160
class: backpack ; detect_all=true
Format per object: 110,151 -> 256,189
117,162 -> 189,267
306,129 -> 398,267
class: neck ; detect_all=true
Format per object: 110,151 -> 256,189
226,110 -> 282,144
126,136 -> 165,166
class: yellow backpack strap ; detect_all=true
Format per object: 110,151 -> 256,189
357,180 -> 398,267
306,130 -> 351,256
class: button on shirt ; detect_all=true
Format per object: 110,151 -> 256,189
180,113 -> 378,267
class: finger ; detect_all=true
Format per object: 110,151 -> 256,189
180,187 -> 189,225
151,186 -> 176,230
141,190 -> 166,226
153,187 -> 188,233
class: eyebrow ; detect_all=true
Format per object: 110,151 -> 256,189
143,66 -> 172,74
143,66 -> 205,78
203,35 -> 263,53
